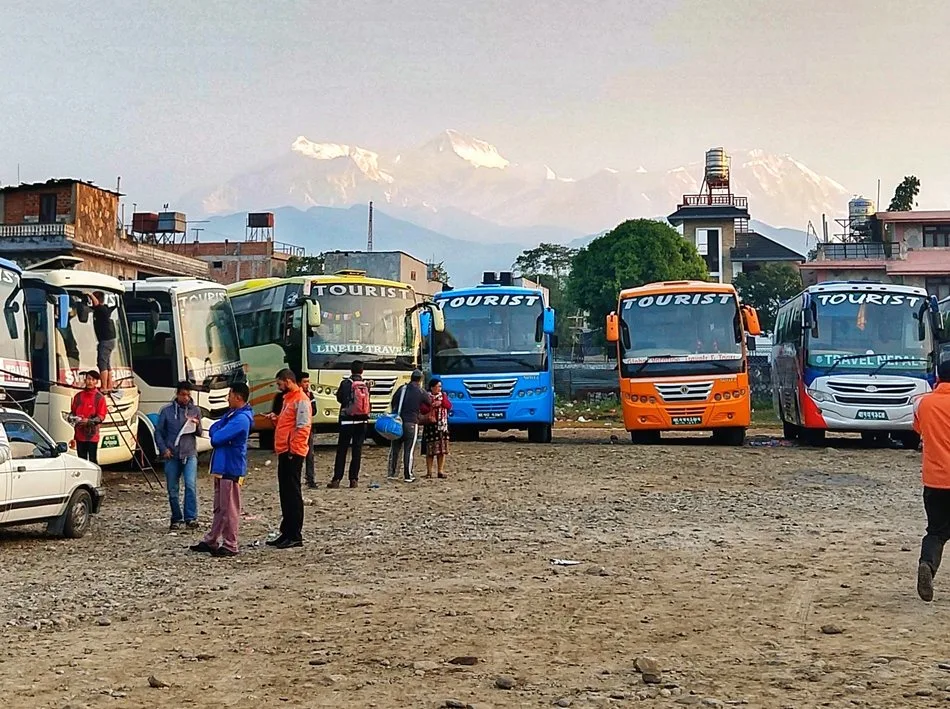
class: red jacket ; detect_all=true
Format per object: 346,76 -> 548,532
71,389 -> 108,443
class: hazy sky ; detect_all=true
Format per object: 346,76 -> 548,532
2,0 -> 950,211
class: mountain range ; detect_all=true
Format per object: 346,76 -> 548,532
184,130 -> 850,283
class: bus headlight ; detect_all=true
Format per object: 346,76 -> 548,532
807,388 -> 833,403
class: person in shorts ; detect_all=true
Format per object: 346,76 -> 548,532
90,291 -> 118,392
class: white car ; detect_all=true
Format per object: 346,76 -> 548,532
0,409 -> 104,538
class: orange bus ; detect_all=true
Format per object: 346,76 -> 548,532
606,280 -> 762,445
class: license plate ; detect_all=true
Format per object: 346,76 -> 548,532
671,416 -> 703,426
101,435 -> 119,448
856,409 -> 888,421
476,411 -> 505,420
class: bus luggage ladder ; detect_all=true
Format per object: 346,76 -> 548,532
104,391 -> 163,489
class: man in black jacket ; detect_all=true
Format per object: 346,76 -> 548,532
329,361 -> 369,488
387,369 -> 431,483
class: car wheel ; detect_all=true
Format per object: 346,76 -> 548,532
63,489 -> 93,539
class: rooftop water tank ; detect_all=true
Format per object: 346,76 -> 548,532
705,148 -> 730,187
849,196 -> 875,224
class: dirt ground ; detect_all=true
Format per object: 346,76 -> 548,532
2,427 -> 949,709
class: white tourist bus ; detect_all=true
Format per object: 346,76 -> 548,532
24,269 -> 139,465
123,278 -> 244,457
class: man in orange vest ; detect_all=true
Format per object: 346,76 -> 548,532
913,358 -> 950,601
265,368 -> 312,549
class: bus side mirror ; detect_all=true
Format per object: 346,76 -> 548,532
550,333 -> 559,349
742,305 -> 762,336
746,334 -> 757,352
306,300 -> 322,328
429,306 -> 444,333
419,310 -> 432,338
606,313 -> 619,343
542,307 -> 555,335
56,294 -> 70,330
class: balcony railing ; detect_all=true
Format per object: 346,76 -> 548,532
815,242 -> 890,260
274,241 -> 304,257
0,223 -> 75,239
680,194 -> 748,209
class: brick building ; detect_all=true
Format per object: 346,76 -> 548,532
0,179 -> 208,279
161,239 -> 298,284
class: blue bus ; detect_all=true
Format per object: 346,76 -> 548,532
771,281 -> 938,448
423,272 -> 557,443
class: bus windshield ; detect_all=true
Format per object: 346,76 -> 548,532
307,284 -> 416,370
433,293 -> 546,375
807,291 -> 932,373
177,289 -> 242,383
0,270 -> 31,389
56,288 -> 134,388
619,292 -> 742,378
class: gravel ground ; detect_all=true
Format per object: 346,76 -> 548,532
1,428 -> 947,709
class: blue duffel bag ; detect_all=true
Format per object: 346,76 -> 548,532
374,384 -> 407,441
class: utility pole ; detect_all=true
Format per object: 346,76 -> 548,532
367,201 -> 374,252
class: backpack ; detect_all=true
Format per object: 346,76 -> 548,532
345,378 -> 371,417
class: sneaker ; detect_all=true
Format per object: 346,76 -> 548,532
327,479 -> 341,489
403,476 -> 416,484
349,480 -> 358,489
169,522 -> 182,532
186,521 -> 200,530
274,538 -> 303,549
189,541 -> 216,554
212,546 -> 238,558
918,562 -> 935,602
265,535 -> 286,547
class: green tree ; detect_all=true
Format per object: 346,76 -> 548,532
286,254 -> 325,276
513,242 -> 578,286
888,175 -> 920,211
733,263 -> 802,332
566,219 -> 707,328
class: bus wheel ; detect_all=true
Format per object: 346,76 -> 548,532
894,431 -> 921,451
630,430 -> 661,445
782,421 -> 800,441
136,423 -> 158,467
451,427 -> 479,443
528,423 -> 552,443
801,429 -> 826,446
713,427 -> 746,446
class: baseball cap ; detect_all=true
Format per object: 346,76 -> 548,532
84,369 -> 101,380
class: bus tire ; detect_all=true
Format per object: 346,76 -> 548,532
136,422 -> 158,467
801,428 -> 826,446
630,430 -> 661,445
782,421 -> 799,441
528,423 -> 552,443
894,431 -> 921,451
713,427 -> 746,446
451,427 -> 479,442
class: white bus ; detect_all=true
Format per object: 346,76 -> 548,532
123,278 -> 245,457
24,270 -> 139,465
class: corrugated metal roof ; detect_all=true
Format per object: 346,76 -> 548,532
730,232 -> 805,262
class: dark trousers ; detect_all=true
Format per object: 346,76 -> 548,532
76,441 -> 98,465
277,453 -> 304,542
304,434 -> 315,485
921,487 -> 950,574
387,423 -> 418,480
333,423 -> 366,482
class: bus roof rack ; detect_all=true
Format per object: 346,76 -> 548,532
333,269 -> 367,277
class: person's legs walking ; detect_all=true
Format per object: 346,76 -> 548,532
182,456 -> 199,524
165,457 -> 183,524
332,426 -> 353,484
918,487 -> 950,600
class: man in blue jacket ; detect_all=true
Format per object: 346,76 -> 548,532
155,381 -> 202,531
190,383 -> 253,558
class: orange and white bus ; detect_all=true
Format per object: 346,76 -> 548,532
606,280 -> 761,445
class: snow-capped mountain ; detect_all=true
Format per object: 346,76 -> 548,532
183,130 -> 850,238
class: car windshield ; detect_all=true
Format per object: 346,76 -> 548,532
618,292 -> 742,378
177,289 -> 242,381
55,288 -> 134,388
307,283 -> 416,370
433,293 -> 546,375
0,269 -> 31,389
807,291 -> 932,372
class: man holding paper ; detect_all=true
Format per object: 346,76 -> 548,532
155,381 -> 203,532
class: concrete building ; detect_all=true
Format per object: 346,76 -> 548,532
668,148 -> 803,283
0,179 -> 208,279
161,239 -> 299,284
322,250 -> 447,296
802,210 -> 950,297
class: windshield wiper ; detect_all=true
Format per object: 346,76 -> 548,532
867,357 -> 929,377
632,354 -> 680,374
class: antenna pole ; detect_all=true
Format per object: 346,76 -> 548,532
367,201 -> 374,251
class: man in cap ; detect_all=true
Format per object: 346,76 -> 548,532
387,369 -> 431,483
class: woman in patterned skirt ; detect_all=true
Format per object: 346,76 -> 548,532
421,378 -> 452,479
